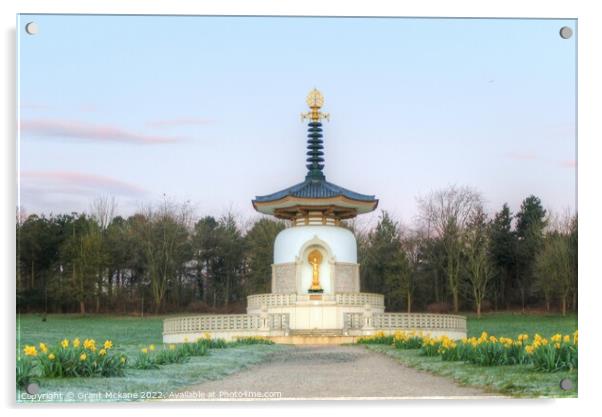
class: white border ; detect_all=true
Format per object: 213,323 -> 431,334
2,1 -> 600,416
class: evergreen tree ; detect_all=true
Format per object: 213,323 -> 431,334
244,218 -> 285,294
361,211 -> 408,310
489,204 -> 516,309
514,195 -> 547,311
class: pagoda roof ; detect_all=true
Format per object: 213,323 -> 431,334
254,178 -> 376,203
252,88 -> 378,220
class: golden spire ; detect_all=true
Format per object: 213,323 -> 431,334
301,88 -> 330,122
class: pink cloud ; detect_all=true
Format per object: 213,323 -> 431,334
505,151 -> 537,161
147,117 -> 214,128
559,159 -> 577,168
20,171 -> 147,196
20,119 -> 182,144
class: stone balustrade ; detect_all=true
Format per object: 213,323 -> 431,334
247,293 -> 298,309
344,312 -> 466,332
163,313 -> 290,334
247,292 -> 384,310
335,292 -> 384,307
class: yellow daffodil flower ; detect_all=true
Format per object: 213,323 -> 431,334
83,339 -> 96,350
23,345 -> 38,357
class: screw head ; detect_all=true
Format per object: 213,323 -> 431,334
25,22 -> 38,35
559,378 -> 573,390
25,382 -> 39,395
559,26 -> 573,39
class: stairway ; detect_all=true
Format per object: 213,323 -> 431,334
288,329 -> 343,337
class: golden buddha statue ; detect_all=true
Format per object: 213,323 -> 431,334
308,249 -> 323,293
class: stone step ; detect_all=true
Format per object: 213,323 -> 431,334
289,329 -> 343,337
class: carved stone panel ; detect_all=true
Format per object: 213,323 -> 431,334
272,262 -> 297,293
334,262 -> 360,293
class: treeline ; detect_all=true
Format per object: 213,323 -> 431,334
17,198 -> 285,315
358,187 -> 577,316
16,187 -> 577,316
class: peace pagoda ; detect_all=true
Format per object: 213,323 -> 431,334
163,90 -> 466,343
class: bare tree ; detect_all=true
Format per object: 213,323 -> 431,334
400,226 -> 422,313
464,206 -> 493,318
90,196 -> 117,231
418,185 -> 483,312
135,198 -> 193,313
535,210 -> 577,315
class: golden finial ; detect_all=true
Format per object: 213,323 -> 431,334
301,88 -> 330,122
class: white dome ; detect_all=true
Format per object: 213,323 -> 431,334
274,225 -> 357,264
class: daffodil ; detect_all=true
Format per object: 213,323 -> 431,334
79,352 -> 87,361
48,353 -> 56,360
39,342 -> 48,353
563,335 -> 571,343
61,338 -> 69,348
73,338 -> 81,348
83,338 -> 96,350
99,348 -> 107,356
23,345 -> 37,357
103,340 -> 113,350
141,347 -> 148,354
149,344 -> 155,351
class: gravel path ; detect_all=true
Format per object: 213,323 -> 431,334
181,345 -> 497,400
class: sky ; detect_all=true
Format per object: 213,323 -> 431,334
17,15 -> 576,226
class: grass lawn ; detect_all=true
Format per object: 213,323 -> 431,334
366,345 -> 577,398
17,314 -> 288,403
364,312 -> 578,398
465,312 -> 578,338
17,312 -> 579,401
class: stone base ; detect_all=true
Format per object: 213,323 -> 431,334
162,327 -> 467,344
269,335 -> 358,345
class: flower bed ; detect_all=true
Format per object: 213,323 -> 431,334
16,333 -> 235,389
360,330 -> 578,373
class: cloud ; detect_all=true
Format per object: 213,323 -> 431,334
20,171 -> 147,196
559,159 -> 577,168
146,117 -> 214,128
20,119 -> 182,144
505,151 -> 537,161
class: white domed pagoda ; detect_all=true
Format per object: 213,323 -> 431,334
163,90 -> 466,343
